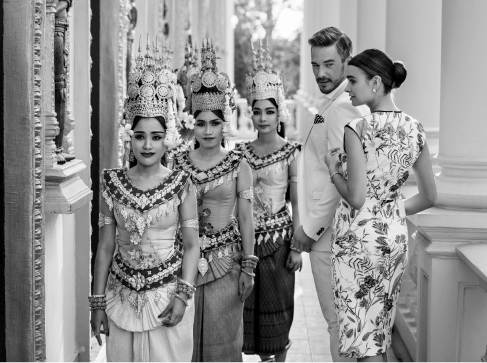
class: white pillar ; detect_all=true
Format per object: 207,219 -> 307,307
385,0 -> 442,140
414,2 -> 487,361
435,0 -> 487,210
355,0 -> 386,53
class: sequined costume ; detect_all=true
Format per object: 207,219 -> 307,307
174,149 -> 246,361
331,111 -> 425,358
101,168 -> 196,362
235,141 -> 301,355
164,138 -> 193,170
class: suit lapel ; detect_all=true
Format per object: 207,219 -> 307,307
304,98 -> 333,144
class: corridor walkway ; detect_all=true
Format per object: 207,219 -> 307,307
91,254 -> 398,362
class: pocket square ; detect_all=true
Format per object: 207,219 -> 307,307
314,114 -> 324,124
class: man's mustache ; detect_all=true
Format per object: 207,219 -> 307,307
316,77 -> 332,83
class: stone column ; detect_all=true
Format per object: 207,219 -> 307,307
386,0 -> 442,159
434,1 -> 487,210
355,0 -> 386,53
415,1 -> 487,361
3,0 -> 46,360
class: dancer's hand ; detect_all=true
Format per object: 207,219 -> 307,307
239,269 -> 254,302
292,225 -> 314,253
286,250 -> 303,273
159,295 -> 187,327
90,309 -> 109,346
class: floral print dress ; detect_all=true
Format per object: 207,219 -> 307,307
331,111 -> 426,358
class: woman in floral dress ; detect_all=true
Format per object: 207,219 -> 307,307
173,41 -> 256,362
324,49 -> 437,361
90,45 -> 200,362
235,40 -> 302,362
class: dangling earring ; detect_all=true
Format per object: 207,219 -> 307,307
129,148 -> 134,162
373,88 -> 377,93
277,123 -> 281,133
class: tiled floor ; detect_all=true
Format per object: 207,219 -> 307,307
91,253 -> 398,362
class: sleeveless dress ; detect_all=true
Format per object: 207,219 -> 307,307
100,168 -> 196,362
331,111 -> 426,358
235,141 -> 300,355
174,149 -> 246,362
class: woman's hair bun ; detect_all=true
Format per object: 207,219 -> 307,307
392,61 -> 407,89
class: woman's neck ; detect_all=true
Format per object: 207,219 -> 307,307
196,143 -> 225,160
132,161 -> 163,177
255,130 -> 280,146
368,93 -> 400,113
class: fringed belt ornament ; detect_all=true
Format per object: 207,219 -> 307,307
254,207 -> 293,258
197,218 -> 242,277
110,251 -> 182,292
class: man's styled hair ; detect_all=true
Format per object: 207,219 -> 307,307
308,27 -> 353,62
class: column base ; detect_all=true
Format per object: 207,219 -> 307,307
45,159 -> 93,214
414,207 -> 487,361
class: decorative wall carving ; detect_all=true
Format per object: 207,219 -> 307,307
54,0 -> 75,164
34,0 -> 46,360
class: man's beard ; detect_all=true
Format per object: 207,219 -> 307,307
317,65 -> 346,95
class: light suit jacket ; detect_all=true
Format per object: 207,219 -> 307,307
297,80 -> 367,252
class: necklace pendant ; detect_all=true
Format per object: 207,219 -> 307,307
198,257 -> 209,276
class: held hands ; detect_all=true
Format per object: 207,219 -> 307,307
286,250 -> 303,273
239,268 -> 254,302
291,225 -> 315,253
324,147 -> 341,174
90,309 -> 109,346
158,294 -> 188,327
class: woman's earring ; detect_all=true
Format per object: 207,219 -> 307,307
277,123 -> 281,133
373,88 -> 376,93
129,148 -> 134,162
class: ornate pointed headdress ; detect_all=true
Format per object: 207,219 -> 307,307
186,39 -> 237,137
177,40 -> 200,100
122,36 -> 185,150
246,39 -> 290,122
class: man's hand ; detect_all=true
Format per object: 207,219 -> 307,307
292,225 -> 315,253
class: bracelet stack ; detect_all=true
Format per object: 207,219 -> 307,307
241,254 -> 259,276
176,278 -> 196,299
88,294 -> 107,311
290,245 -> 302,253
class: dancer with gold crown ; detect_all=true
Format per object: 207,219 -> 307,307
90,39 -> 200,362
173,39 -> 256,362
234,39 -> 302,362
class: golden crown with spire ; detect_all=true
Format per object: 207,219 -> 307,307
246,39 -> 290,122
123,36 -> 185,149
186,38 -> 237,137
177,40 -> 200,99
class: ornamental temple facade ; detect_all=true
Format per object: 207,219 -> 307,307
1,0 -> 487,361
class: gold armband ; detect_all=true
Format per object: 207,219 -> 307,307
290,176 -> 298,183
181,217 -> 199,230
98,212 -> 116,227
238,187 -> 254,204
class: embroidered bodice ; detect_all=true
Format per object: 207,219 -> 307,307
101,168 -> 192,269
173,149 -> 243,234
342,111 -> 425,207
235,141 -> 300,217
100,168 -> 194,332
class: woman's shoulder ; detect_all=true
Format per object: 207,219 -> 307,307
101,167 -> 126,182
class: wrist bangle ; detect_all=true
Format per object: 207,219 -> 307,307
290,245 -> 302,253
174,293 -> 188,307
330,171 -> 343,184
241,268 -> 255,278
